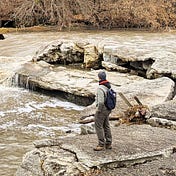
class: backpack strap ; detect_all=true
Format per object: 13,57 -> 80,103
99,86 -> 108,103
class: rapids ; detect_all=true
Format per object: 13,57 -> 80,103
0,30 -> 176,175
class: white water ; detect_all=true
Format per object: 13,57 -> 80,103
0,30 -> 176,176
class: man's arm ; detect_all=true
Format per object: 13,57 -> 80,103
96,88 -> 105,112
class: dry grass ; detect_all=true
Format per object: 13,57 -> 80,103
0,26 -> 59,34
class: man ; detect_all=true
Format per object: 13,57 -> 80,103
94,70 -> 112,151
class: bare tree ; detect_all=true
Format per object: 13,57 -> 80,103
1,0 -> 176,30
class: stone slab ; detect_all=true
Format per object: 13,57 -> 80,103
62,124 -> 176,166
16,124 -> 176,176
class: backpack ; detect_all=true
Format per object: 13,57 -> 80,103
103,88 -> 117,110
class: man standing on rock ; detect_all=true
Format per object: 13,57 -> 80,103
94,70 -> 112,151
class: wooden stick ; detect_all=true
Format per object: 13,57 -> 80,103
118,92 -> 133,107
79,116 -> 119,124
134,96 -> 143,105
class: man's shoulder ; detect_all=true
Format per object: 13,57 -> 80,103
99,85 -> 108,92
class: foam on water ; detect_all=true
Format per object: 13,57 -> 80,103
0,111 -> 5,117
0,84 -> 85,119
24,123 -> 81,137
27,124 -> 67,131
0,120 -> 17,129
0,99 -> 84,117
32,99 -> 85,111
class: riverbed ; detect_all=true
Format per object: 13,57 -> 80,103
0,30 -> 176,176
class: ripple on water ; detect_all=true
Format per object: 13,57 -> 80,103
0,85 -> 84,176
0,120 -> 18,129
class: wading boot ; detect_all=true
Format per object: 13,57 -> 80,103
106,144 -> 112,149
93,145 -> 105,151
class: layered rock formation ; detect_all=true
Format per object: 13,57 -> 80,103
14,39 -> 176,176
32,41 -> 101,69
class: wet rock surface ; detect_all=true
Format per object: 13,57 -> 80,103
0,34 -> 5,40
16,124 -> 176,176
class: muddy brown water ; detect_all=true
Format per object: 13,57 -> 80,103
0,30 -> 176,176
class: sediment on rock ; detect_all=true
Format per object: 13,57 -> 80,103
96,153 -> 176,176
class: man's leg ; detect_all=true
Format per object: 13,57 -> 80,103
103,111 -> 112,148
94,111 -> 105,147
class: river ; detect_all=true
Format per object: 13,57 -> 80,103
0,30 -> 176,176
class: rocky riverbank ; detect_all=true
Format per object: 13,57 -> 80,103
13,39 -> 176,175
16,124 -> 176,176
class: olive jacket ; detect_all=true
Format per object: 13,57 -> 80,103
95,85 -> 109,112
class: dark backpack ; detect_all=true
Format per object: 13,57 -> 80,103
104,88 -> 117,110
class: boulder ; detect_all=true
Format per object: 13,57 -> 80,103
150,99 -> 176,121
0,34 -> 5,40
102,44 -> 156,78
32,40 -> 85,64
147,52 -> 176,80
16,146 -> 81,176
83,44 -> 100,69
103,44 -> 154,63
117,77 -> 175,107
112,77 -> 175,119
16,149 -> 44,176
103,45 -> 176,80
31,40 -> 176,80
147,117 -> 176,130
32,40 -> 63,63
32,40 -> 103,68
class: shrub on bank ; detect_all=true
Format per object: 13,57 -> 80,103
1,0 -> 176,30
